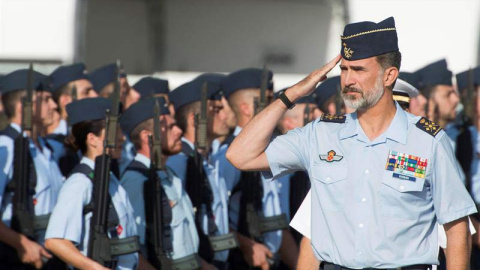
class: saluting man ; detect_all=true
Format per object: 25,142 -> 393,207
226,17 -> 476,269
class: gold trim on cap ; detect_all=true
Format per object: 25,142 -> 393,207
341,28 -> 396,40
393,95 -> 410,103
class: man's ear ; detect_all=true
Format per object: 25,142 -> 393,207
383,67 -> 399,89
239,102 -> 251,118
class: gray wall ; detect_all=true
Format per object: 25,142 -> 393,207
83,0 -> 335,74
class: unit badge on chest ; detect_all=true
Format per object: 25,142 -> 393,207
319,150 -> 343,162
385,150 -> 428,181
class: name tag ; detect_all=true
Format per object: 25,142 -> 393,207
392,173 -> 416,182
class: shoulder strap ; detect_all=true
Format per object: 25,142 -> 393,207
220,133 -> 235,147
415,117 -> 442,137
122,160 -> 150,179
181,141 -> 196,157
320,114 -> 346,123
0,125 -> 21,140
44,133 -> 66,144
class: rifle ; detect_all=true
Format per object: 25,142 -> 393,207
254,65 -> 268,115
464,68 -> 474,123
87,62 -> 121,267
335,83 -> 342,114
144,100 -> 173,269
11,63 -> 35,239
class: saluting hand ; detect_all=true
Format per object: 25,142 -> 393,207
16,235 -> 52,269
286,54 -> 341,101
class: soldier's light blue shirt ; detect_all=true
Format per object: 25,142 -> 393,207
264,103 -> 477,268
227,127 -> 283,254
167,138 -> 231,262
45,157 -> 139,270
52,119 -> 68,135
120,154 -> 200,260
0,123 -> 63,244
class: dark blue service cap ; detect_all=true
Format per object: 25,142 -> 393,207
169,79 -> 222,111
399,72 -> 422,90
49,63 -> 88,92
133,77 -> 169,98
415,59 -> 453,88
89,63 -> 127,92
314,76 -> 340,108
1,69 -> 48,94
194,73 -> 226,96
341,17 -> 398,61
66,97 -> 111,126
456,67 -> 480,91
120,97 -> 170,136
222,68 -> 273,98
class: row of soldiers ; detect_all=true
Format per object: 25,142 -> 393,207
0,56 -> 478,270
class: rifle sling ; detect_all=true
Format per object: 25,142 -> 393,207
170,253 -> 202,270
110,236 -> 140,256
260,214 -> 289,233
209,233 -> 238,252
33,214 -> 51,231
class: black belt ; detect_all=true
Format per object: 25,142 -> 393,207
320,262 -> 432,270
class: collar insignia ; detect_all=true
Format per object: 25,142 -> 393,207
415,117 -> 442,137
343,43 -> 354,59
320,150 -> 343,162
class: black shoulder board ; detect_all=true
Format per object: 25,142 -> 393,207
320,114 -> 346,123
415,117 -> 442,137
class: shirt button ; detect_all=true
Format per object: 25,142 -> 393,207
326,177 -> 331,181
400,185 -> 405,190
364,169 -> 369,174
361,198 -> 367,202
359,223 -> 364,228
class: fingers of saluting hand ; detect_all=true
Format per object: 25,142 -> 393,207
293,54 -> 342,96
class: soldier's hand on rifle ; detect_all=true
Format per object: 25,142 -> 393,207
285,55 -> 341,102
243,240 -> 273,270
16,235 -> 52,269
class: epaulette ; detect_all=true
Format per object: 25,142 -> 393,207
415,117 -> 442,137
320,114 -> 346,123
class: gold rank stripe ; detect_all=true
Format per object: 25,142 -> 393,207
393,95 -> 410,103
341,28 -> 396,40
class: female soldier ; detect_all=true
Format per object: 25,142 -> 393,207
44,97 -> 153,270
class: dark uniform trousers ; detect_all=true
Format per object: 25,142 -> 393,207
320,262 -> 431,270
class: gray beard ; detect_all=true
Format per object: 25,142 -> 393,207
342,74 -> 385,111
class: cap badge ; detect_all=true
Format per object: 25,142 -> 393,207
320,150 -> 343,162
343,43 -> 354,59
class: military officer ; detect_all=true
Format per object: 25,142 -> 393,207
227,17 -> 476,269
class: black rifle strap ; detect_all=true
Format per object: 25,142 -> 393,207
181,141 -> 218,234
123,160 -> 173,254
68,163 -> 120,238
181,141 -> 216,262
289,171 -> 310,219
2,127 -> 37,208
219,133 -> 235,148
233,171 -> 264,241
456,123 -> 474,193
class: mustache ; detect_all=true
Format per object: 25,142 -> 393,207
342,87 -> 363,95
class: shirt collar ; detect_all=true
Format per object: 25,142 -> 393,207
10,123 -> 21,133
339,102 -> 408,145
80,157 -> 95,169
181,137 -> 195,149
233,126 -> 242,136
135,153 -> 151,168
52,119 -> 68,135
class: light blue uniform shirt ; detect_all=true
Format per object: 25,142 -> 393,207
167,138 -> 231,262
0,123 -> 63,244
264,103 -> 477,268
120,154 -> 200,260
224,127 -> 283,254
45,157 -> 139,270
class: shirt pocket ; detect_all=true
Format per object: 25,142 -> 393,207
311,164 -> 348,211
380,170 -> 426,220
